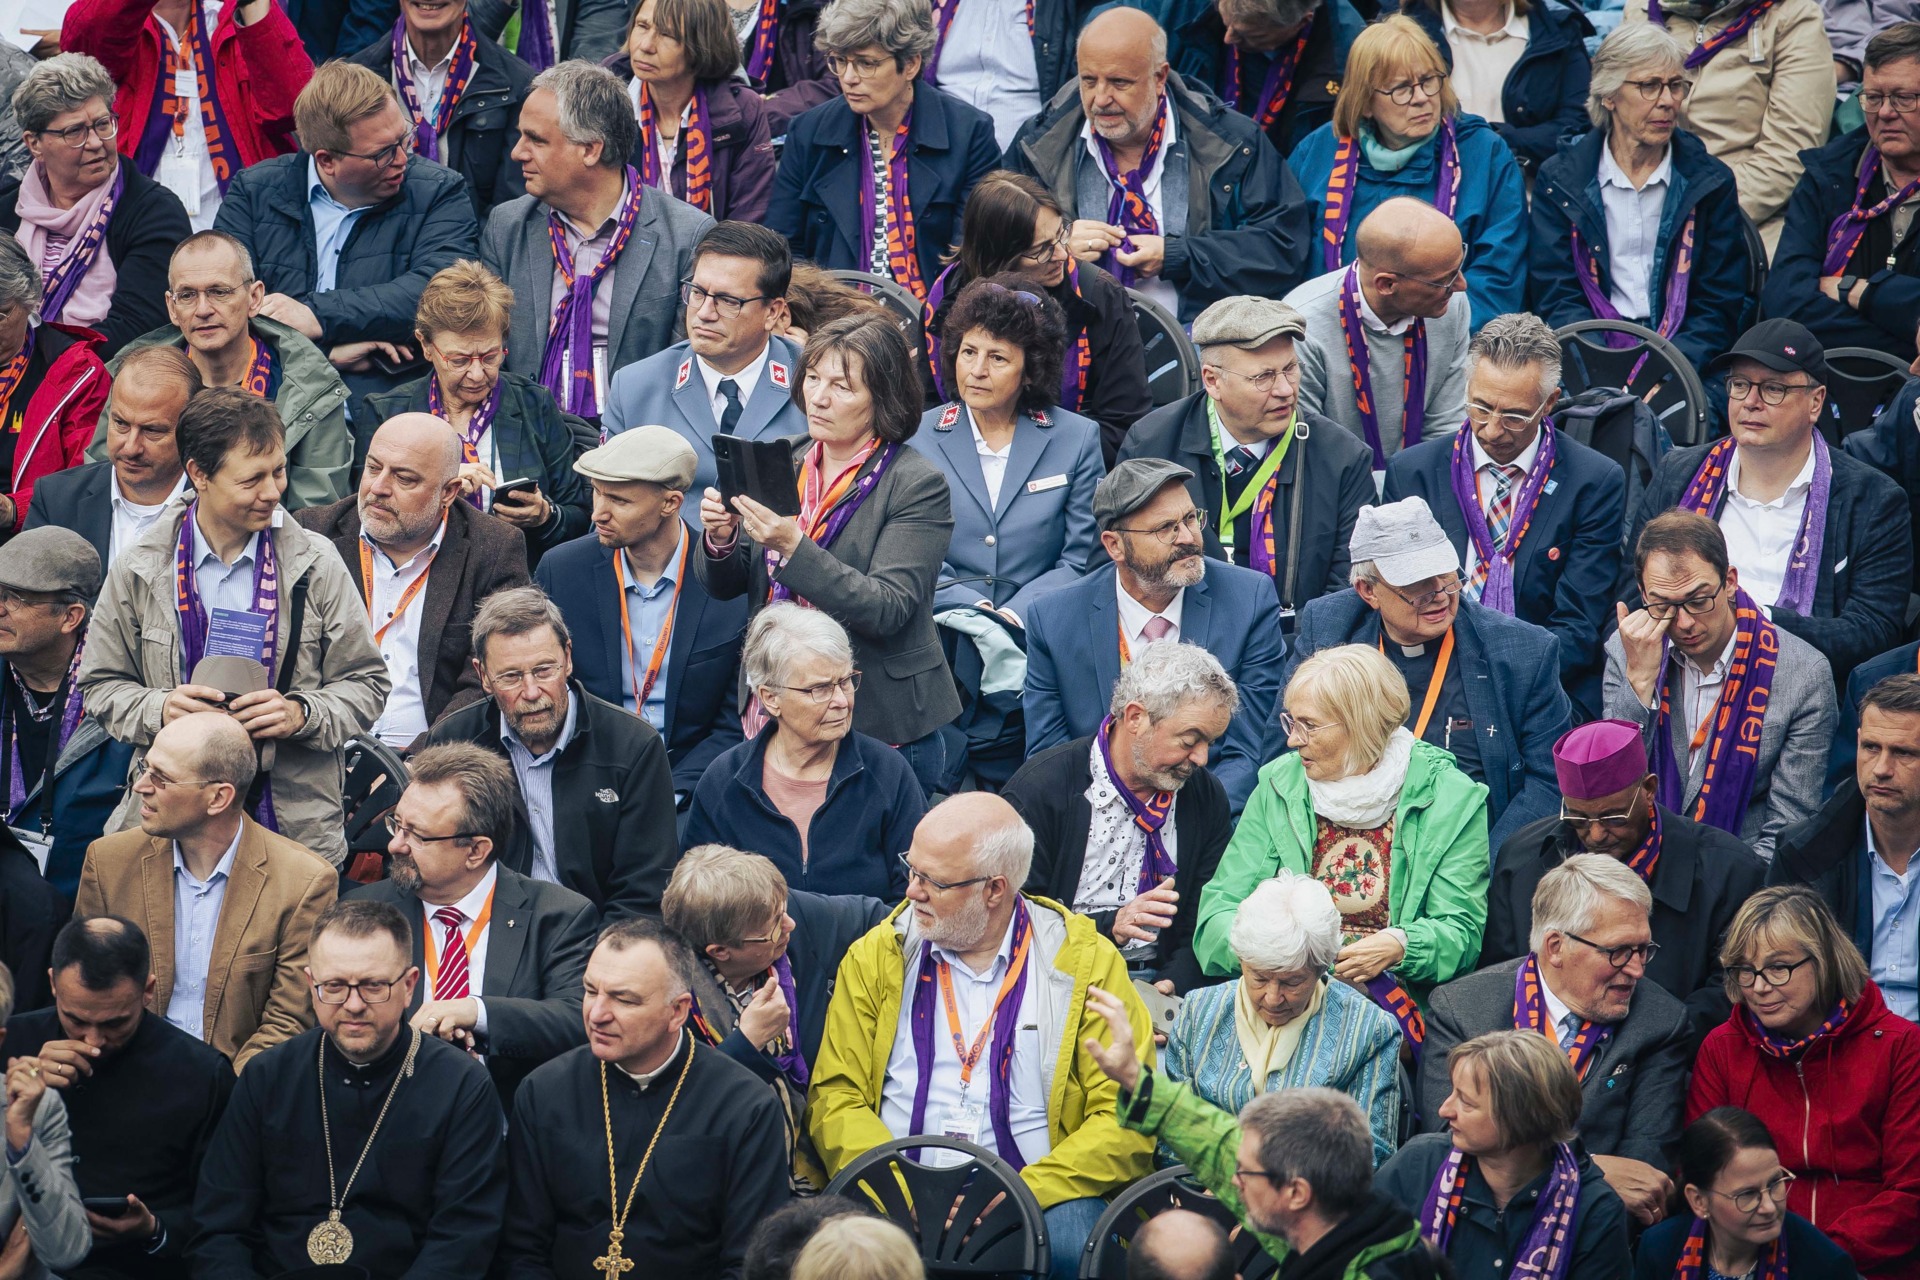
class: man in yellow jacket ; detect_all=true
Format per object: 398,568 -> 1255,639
808,792 -> 1156,1280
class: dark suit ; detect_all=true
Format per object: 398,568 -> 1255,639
24,459 -> 117,566
1769,779 -> 1878,964
602,337 -> 808,501
295,496 -> 531,733
1420,957 -> 1694,1168
0,834 -> 63,1013
1384,425 -> 1626,720
347,864 -> 596,1105
1829,639 -> 1920,795
534,531 -> 748,796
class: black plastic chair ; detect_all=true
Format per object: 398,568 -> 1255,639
825,1136 -> 1050,1278
1821,346 -> 1913,442
1127,288 -> 1200,406
1555,319 -> 1708,448
1739,211 -> 1769,326
1078,1165 -> 1277,1280
828,268 -> 927,356
339,734 -> 409,880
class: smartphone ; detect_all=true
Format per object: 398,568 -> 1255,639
491,477 -> 538,504
712,434 -> 801,518
1132,979 -> 1183,1036
368,348 -> 426,379
82,1197 -> 135,1216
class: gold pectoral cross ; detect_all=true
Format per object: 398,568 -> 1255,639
594,1229 -> 636,1276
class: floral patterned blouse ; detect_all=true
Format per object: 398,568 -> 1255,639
1311,817 -> 1394,940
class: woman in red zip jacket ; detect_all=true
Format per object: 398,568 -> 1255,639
1687,885 -> 1920,1280
0,237 -> 109,533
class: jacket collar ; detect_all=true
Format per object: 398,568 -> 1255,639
815,87 -> 956,154
733,719 -> 867,801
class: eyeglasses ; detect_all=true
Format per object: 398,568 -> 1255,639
775,672 -> 861,703
1559,791 -> 1647,831
1375,73 -> 1444,105
1112,508 -> 1207,544
166,285 -> 242,307
383,814 -> 480,845
1563,931 -> 1661,969
312,973 -> 409,1004
1642,584 -> 1723,622
427,342 -> 506,371
898,853 -> 991,893
1016,227 -> 1070,265
1383,578 -> 1462,611
0,587 -> 64,612
681,280 -> 773,319
133,756 -> 216,791
335,132 -> 414,169
1726,955 -> 1816,989
34,115 -> 116,147
1278,711 -> 1336,740
1624,76 -> 1691,102
1466,400 -> 1548,432
1861,89 -> 1920,114
486,662 -> 565,690
1232,1167 -> 1288,1187
826,52 -> 893,79
1726,376 -> 1818,406
1382,259 -> 1466,291
1708,1171 -> 1796,1214
1210,363 -> 1299,395
738,910 -> 791,945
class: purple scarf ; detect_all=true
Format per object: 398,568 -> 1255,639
1649,0 -> 1785,69
538,168 -> 643,418
1093,97 -> 1167,288
392,17 -> 480,164
1338,263 -> 1426,469
1321,117 -> 1459,275
1447,423 -> 1556,615
767,444 -> 900,604
1419,1141 -> 1584,1280
1677,434 -> 1830,615
1824,144 -> 1920,277
1571,199 -> 1696,368
132,3 -> 241,194
1094,714 -> 1177,895
1651,587 -> 1779,839
5,636 -> 85,814
426,374 -> 501,510
517,0 -> 557,70
34,162 -> 123,325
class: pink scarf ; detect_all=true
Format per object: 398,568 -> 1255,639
13,159 -> 118,331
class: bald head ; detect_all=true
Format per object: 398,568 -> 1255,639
904,793 -> 1035,951
1079,6 -> 1168,66
1078,8 -> 1171,146
135,712 -> 258,840
1352,198 -> 1465,323
359,413 -> 464,554
923,792 -> 1033,876
1127,1211 -> 1234,1280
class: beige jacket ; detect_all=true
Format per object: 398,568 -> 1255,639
76,507 -> 390,866
1626,0 -> 1835,251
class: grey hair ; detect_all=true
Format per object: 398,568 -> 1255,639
1217,0 -> 1315,37
0,237 -> 43,317
742,603 -> 854,697
531,60 -> 638,171
1228,870 -> 1343,975
470,585 -> 573,665
1238,1088 -> 1373,1216
968,808 -> 1034,887
1467,312 -> 1563,401
1586,23 -> 1688,127
1107,640 -> 1241,722
1527,853 -> 1654,953
1348,559 -> 1381,587
814,0 -> 937,63
13,53 -> 116,135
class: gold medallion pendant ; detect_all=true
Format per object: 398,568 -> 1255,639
306,1211 -> 354,1265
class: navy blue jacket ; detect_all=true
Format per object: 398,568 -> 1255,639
1623,440 -> 1913,683
1634,1213 -> 1857,1280
281,0 -> 393,62
534,532 -> 749,797
767,85 -> 1000,287
1403,0 -> 1592,170
1531,126 -> 1748,371
1841,375 -> 1920,594
1827,638 -> 1919,795
13,710 -> 131,903
1284,590 -> 1573,848
1150,0 -> 1365,155
1764,127 -> 1920,362
1383,424 -> 1625,721
682,727 -> 926,900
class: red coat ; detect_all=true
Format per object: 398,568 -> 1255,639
8,324 -> 109,531
61,0 -> 311,173
1688,980 -> 1920,1279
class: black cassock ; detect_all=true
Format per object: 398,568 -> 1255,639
500,1031 -> 792,1279
190,1027 -> 508,1278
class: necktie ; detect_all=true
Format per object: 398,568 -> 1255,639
432,906 -> 471,1001
1141,615 -> 1175,644
717,378 -> 743,434
1557,1011 -> 1581,1052
1468,463 -> 1525,598
1222,444 -> 1261,504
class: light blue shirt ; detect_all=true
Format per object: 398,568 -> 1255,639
307,156 -> 374,295
501,693 -> 579,886
616,528 -> 685,732
190,514 -> 262,616
1867,818 -> 1920,1022
166,825 -> 241,1043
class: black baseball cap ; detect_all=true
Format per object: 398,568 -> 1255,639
1705,318 -> 1829,381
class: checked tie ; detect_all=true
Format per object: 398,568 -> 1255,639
432,906 -> 471,1001
1468,463 -> 1523,600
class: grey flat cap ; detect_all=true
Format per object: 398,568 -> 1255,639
0,526 -> 100,599
1094,458 -> 1195,531
574,425 -> 698,490
1190,296 -> 1308,350
1349,496 -> 1459,586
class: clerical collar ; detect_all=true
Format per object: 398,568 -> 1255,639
324,1026 -> 412,1085
617,1029 -> 689,1091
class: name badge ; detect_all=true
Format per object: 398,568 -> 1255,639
1027,474 -> 1069,494
206,609 -> 271,661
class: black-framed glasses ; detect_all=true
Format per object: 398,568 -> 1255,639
1861,90 -> 1920,114
1726,955 -> 1816,989
1384,578 -> 1462,611
1564,931 -> 1661,969
33,115 -> 116,147
1111,508 -> 1207,544
898,853 -> 991,893
1624,76 -> 1690,102
1709,1171 -> 1796,1214
776,672 -> 860,704
312,973 -> 409,1004
1643,584 -> 1723,622
1016,226 -> 1070,264
1375,72 -> 1444,105
681,280 -> 773,319
335,132 -> 414,169
133,756 -> 216,791
1726,376 -> 1818,407
1232,1167 -> 1287,1187
383,814 -> 480,845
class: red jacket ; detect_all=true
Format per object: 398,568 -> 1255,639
1688,980 -> 1920,1279
9,324 -> 109,531
61,0 -> 311,172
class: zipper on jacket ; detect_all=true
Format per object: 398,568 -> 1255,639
1797,1059 -> 1817,1224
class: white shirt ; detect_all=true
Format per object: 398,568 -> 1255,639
423,863 -> 497,1037
404,33 -> 457,129
936,0 -> 1041,150
153,0 -> 226,230
1076,735 -> 1179,959
109,472 -> 189,566
970,408 -> 1014,509
1462,430 -> 1542,583
1539,968 -> 1591,1045
365,520 -> 446,747
1211,411 -> 1273,465
1596,142 -> 1673,321
1116,573 -> 1185,649
1678,630 -> 1737,775
1081,107 -> 1181,319
880,913 -> 1050,1167
1357,282 -> 1416,337
1720,444 -> 1816,611
1440,0 -> 1529,124
697,345 -> 770,429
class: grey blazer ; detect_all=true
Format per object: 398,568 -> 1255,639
1603,625 -> 1836,861
481,185 -> 715,399
601,335 -> 809,498
1419,957 -> 1693,1169
0,1090 -> 90,1279
695,435 -> 963,744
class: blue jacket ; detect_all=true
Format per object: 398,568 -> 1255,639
1382,424 -> 1626,720
908,403 -> 1106,619
1828,639 -> 1920,796
682,726 -> 926,900
767,85 -> 1001,287
14,712 -> 132,903
602,336 -> 808,500
1023,559 -> 1287,811
1283,590 -> 1572,848
1288,112 -> 1528,330
1531,126 -> 1748,371
1149,0 -> 1365,155
533,531 -> 749,797
1633,1213 -> 1858,1280
1402,0 -> 1592,169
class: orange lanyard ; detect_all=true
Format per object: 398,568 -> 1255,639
614,535 -> 688,712
1119,621 -> 1131,666
422,884 -> 495,989
358,539 -> 436,646
936,928 -> 1031,1090
1379,627 -> 1455,740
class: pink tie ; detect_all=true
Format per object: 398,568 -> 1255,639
432,906 -> 471,1001
1141,616 -> 1174,643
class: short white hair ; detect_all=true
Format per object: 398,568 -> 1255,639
1108,640 -> 1240,722
1527,853 -> 1654,953
742,603 -> 854,696
1228,871 -> 1343,974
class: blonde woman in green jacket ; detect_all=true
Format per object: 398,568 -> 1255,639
1194,644 -> 1491,1002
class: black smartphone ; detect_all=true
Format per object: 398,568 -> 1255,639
711,435 -> 801,518
369,348 -> 427,379
491,477 -> 538,504
82,1197 -> 135,1216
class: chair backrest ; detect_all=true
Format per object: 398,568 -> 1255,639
1738,211 -> 1768,327
1079,1164 -> 1278,1280
828,269 -> 928,357
824,1136 -> 1050,1278
1554,319 -> 1708,448
1820,347 -> 1914,442
340,734 -> 408,854
1127,288 -> 1200,406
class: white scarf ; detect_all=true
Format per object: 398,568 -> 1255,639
1304,727 -> 1414,829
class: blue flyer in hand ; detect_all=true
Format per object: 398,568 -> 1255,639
206,608 -> 272,662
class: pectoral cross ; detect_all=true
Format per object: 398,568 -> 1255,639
595,1231 -> 635,1276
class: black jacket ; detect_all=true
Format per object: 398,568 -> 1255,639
348,26 -> 534,218
1120,395 -> 1374,616
1843,377 -> 1920,598
427,681 -> 681,919
1768,779 -> 1875,959
22,457 -> 112,566
1286,1192 -> 1450,1280
1002,735 -> 1230,994
0,163 -> 190,357
1403,0 -> 1593,170
0,835 -> 62,1012
1483,808 -> 1766,1044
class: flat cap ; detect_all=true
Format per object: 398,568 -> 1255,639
574,425 -> 697,490
1094,458 -> 1194,531
0,526 -> 100,599
1348,496 -> 1459,586
1190,296 -> 1307,350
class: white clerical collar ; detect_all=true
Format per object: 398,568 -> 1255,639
1726,441 -> 1816,511
1356,283 -> 1415,337
617,1031 -> 688,1090
696,343 -> 771,407
427,862 -> 497,924
1115,574 -> 1184,639
1597,137 -> 1672,194
1468,429 -> 1542,478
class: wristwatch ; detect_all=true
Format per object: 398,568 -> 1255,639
1840,273 -> 1863,301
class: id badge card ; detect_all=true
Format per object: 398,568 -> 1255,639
592,343 -> 609,411
927,1100 -> 983,1167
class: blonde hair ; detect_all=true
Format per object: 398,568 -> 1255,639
415,260 -> 516,346
295,60 -> 400,157
1332,15 -> 1459,140
791,1215 -> 925,1280
1448,1030 -> 1583,1149
1719,885 -> 1869,1012
661,845 -> 788,953
1283,644 -> 1411,775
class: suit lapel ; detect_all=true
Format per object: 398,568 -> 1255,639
484,870 -> 531,998
204,822 -> 270,1042
418,510 -> 469,713
142,837 -> 178,1014
1087,572 -> 1121,704
1182,569 -> 1215,650
672,368 -> 717,439
994,416 -> 1050,520
932,412 -> 994,522
82,467 -> 113,566
607,193 -> 661,364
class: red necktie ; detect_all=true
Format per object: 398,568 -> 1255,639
432,906 -> 471,1001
